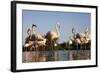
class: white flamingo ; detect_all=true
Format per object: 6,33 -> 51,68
24,24 -> 47,62
46,22 -> 61,46
31,24 -> 47,62
31,24 -> 46,46
24,27 -> 34,48
45,22 -> 61,61
24,25 -> 46,48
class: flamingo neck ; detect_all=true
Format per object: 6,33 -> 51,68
55,23 -> 60,37
31,27 -> 36,35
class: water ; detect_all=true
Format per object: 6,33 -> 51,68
22,50 -> 90,63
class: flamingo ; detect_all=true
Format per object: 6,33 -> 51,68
71,27 -> 83,59
24,24 -> 47,62
24,28 -> 35,48
31,24 -> 47,62
31,24 -> 46,46
23,28 -> 36,62
24,25 -> 46,48
45,22 -> 61,61
46,22 -> 61,47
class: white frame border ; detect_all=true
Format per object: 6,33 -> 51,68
16,3 -> 96,70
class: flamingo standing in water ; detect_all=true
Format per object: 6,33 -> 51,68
46,22 -> 60,48
24,24 -> 46,62
31,24 -> 46,46
71,27 -> 90,60
45,21 -> 61,61
31,24 -> 47,62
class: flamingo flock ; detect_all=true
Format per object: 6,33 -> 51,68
67,27 -> 91,60
23,22 -> 91,62
24,22 -> 61,62
68,27 -> 91,49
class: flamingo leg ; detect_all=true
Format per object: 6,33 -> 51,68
34,44 -> 39,62
68,45 -> 73,60
42,46 -> 46,62
35,46 -> 38,62
76,43 -> 79,59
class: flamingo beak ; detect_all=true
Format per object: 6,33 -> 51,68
32,24 -> 37,28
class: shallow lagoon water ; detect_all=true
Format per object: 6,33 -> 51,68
22,50 -> 90,63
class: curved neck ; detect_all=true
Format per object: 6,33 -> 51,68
55,22 -> 60,36
31,27 -> 36,35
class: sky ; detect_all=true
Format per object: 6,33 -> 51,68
22,10 -> 91,44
